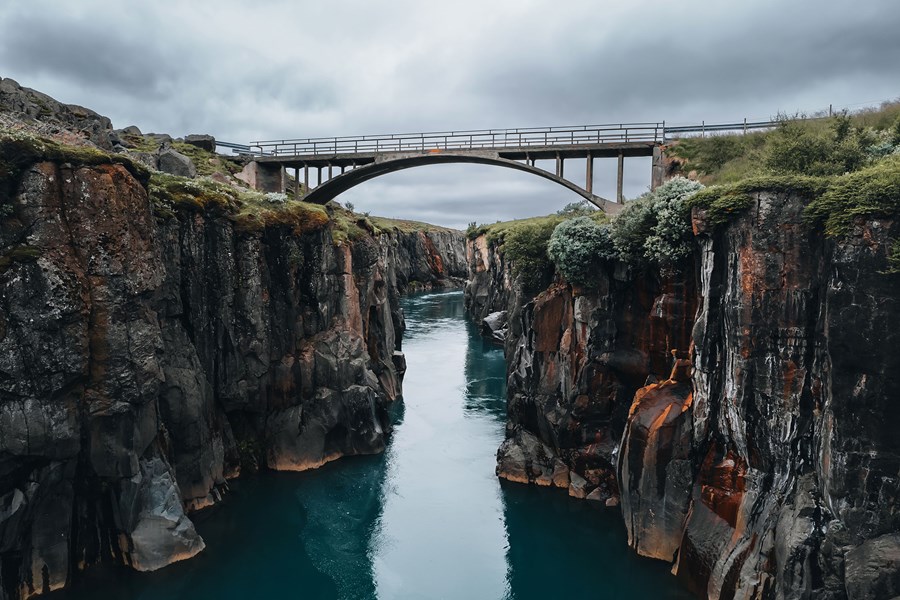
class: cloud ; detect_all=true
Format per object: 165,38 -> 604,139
0,0 -> 898,227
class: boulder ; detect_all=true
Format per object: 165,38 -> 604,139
158,148 -> 197,178
126,458 -> 206,571
845,534 -> 900,600
146,133 -> 173,144
481,310 -> 508,343
0,77 -> 115,149
184,134 -> 216,152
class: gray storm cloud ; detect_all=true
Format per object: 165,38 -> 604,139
1,0 -> 898,227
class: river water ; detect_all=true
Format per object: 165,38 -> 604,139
55,290 -> 690,600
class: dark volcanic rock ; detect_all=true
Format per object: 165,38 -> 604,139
468,189 -> 900,598
466,231 -> 698,503
481,310 -> 507,343
0,78 -> 115,150
157,147 -> 197,178
183,134 -> 216,152
0,157 -> 465,598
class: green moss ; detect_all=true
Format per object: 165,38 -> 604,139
148,172 -> 238,214
805,156 -> 900,237
149,171 -> 332,236
884,240 -> 900,275
171,142 -> 243,178
120,134 -> 160,153
328,205 -> 371,243
368,215 -> 458,235
0,130 -> 150,204
0,244 -> 40,273
687,174 -> 829,226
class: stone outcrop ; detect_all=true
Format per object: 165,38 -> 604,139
0,156 -> 464,598
0,78 -> 115,150
467,232 -> 697,504
183,134 -> 216,153
157,146 -> 197,178
667,192 -> 899,599
379,228 -> 467,294
467,189 -> 900,598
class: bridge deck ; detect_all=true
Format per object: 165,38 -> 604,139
254,142 -> 656,169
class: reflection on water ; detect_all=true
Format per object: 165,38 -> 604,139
372,291 -> 509,600
52,290 -> 690,600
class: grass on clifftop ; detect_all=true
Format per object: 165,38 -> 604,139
368,215 -> 459,235
668,102 -> 900,185
466,203 -> 609,290
149,172 -> 331,235
675,102 -> 900,235
805,156 -> 900,236
0,129 -> 150,199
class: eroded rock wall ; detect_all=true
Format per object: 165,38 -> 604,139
468,191 -> 900,598
465,233 -> 697,503
669,193 -> 899,599
0,160 -> 464,599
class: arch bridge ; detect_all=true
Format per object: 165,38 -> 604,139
223,120 -> 776,213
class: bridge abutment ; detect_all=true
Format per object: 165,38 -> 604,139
650,145 -> 672,191
239,161 -> 287,193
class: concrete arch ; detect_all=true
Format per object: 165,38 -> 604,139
300,154 -> 619,212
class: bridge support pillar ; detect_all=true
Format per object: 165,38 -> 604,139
328,164 -> 333,180
556,154 -> 563,177
585,152 -> 593,194
617,151 -> 624,203
317,167 -> 322,186
304,165 -> 309,188
293,168 -> 300,197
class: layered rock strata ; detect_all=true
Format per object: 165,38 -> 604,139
467,191 -> 899,598
0,159 -> 464,598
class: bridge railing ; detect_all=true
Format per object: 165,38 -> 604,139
248,123 -> 665,156
229,119 -> 808,158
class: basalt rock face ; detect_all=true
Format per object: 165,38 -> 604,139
468,191 -> 899,598
0,160 -> 463,598
379,228 -> 467,295
465,233 -> 698,502
667,193 -> 899,599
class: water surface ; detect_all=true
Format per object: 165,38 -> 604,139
55,290 -> 690,599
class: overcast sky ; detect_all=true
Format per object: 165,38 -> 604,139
1,0 -> 899,229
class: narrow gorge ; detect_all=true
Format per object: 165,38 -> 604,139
2,78 -> 899,600
465,185 -> 898,599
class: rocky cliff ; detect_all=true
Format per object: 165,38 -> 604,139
466,190 -> 899,598
0,150 -> 464,598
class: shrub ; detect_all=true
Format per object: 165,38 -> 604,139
556,200 -> 595,217
687,174 -> 828,226
264,192 -> 288,204
805,156 -> 900,236
547,216 -> 615,286
764,116 -> 867,176
501,218 -> 561,291
610,177 -> 703,268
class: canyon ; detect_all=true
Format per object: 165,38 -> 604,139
465,190 -> 899,599
2,79 -> 899,599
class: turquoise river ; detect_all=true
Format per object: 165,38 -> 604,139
54,290 -> 691,599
